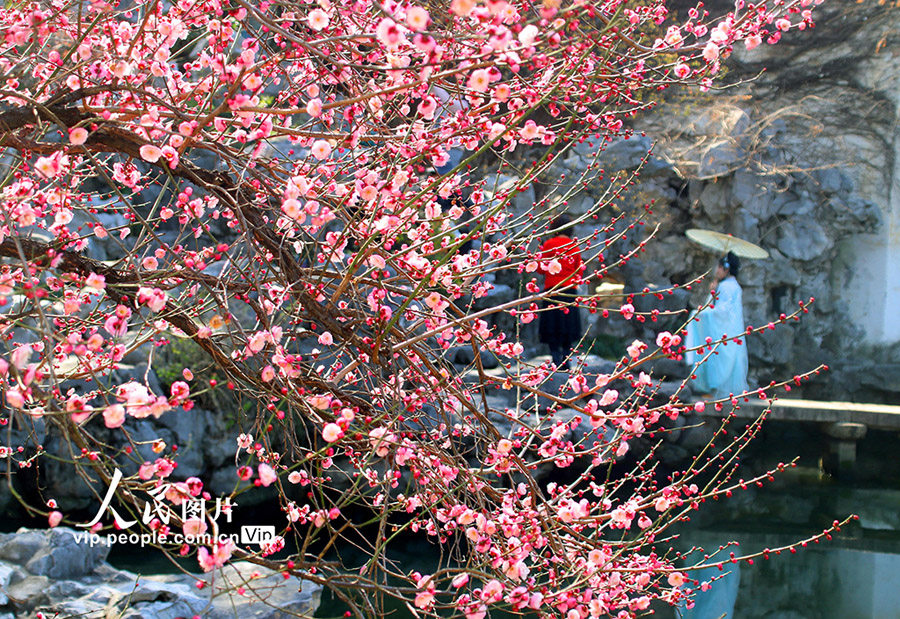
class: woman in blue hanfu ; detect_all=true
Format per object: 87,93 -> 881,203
685,251 -> 749,399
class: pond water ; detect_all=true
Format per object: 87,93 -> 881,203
673,476 -> 900,619
5,420 -> 894,619
304,469 -> 900,619
311,421 -> 900,619
668,421 -> 900,619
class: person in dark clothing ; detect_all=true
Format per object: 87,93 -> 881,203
537,216 -> 585,369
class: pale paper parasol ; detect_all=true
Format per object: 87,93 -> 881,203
685,229 -> 770,259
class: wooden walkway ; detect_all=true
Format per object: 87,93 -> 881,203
689,397 -> 900,474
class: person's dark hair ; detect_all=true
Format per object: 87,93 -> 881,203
549,214 -> 573,236
719,251 -> 740,277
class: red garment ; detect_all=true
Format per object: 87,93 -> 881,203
538,235 -> 584,291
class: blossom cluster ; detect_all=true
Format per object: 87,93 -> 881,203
0,0 -> 828,616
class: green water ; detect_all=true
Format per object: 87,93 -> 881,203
4,421 -> 897,618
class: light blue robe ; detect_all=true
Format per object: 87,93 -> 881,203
685,277 -> 749,398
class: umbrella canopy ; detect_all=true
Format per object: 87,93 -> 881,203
685,229 -> 770,259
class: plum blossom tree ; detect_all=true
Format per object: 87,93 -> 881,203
0,0 -> 846,616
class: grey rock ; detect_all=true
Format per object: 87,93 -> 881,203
676,419 -> 717,451
202,258 -> 231,278
0,564 -> 18,605
631,282 -> 691,317
488,174 -> 537,214
698,139 -> 746,179
6,574 -> 52,610
698,181 -> 732,222
155,407 -> 210,478
204,561 -> 322,618
563,194 -> 595,217
655,378 -> 692,406
208,465 -> 249,499
764,250 -> 802,287
119,600 -> 201,619
93,211 -> 136,261
775,219 -> 831,261
446,344 -> 471,366
119,422 -> 177,475
812,167 -> 846,195
639,239 -> 691,285
746,181 -> 788,221
204,412 -> 238,468
157,406 -> 208,444
602,136 -> 672,177
0,528 -> 322,619
731,169 -> 764,207
827,195 -> 881,232
578,355 -> 618,376
23,527 -> 110,579
645,358 -> 691,381
691,105 -> 751,139
477,282 -> 516,305
45,578 -> 93,601
450,344 -> 501,369
479,396 -> 519,437
754,328 -> 796,366
112,576 -> 204,619
777,197 -> 815,217
120,340 -> 157,367
30,562 -> 323,619
858,365 -> 900,394
733,209 -> 759,239
0,528 -> 46,564
0,561 -> 18,593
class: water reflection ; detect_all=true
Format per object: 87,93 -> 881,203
670,468 -> 900,618
678,564 -> 739,619
675,531 -> 900,619
93,425 -> 900,619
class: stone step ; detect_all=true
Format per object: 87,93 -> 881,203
690,398 -> 900,432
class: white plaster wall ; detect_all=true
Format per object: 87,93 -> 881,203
838,121 -> 900,345
830,24 -> 900,347
829,550 -> 900,618
835,227 -> 899,345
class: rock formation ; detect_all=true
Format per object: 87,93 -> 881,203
0,527 -> 320,619
477,2 -> 900,403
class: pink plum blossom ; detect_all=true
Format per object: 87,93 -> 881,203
34,154 -> 61,178
103,404 -> 126,428
258,463 -> 277,487
310,140 -> 331,161
183,518 -> 208,537
139,144 -> 163,163
406,6 -> 429,31
322,423 -> 343,442
468,69 -> 491,92
48,511 -> 63,527
306,98 -> 323,117
69,127 -> 88,145
198,540 -> 234,572
307,9 -> 329,31
376,18 -> 402,47
518,24 -> 538,46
